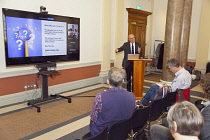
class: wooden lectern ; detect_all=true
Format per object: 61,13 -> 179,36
128,56 -> 152,100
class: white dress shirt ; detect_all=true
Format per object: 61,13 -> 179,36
171,68 -> 192,92
130,42 -> 136,54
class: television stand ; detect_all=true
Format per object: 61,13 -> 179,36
27,63 -> 71,113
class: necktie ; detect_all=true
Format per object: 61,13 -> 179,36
132,43 -> 134,54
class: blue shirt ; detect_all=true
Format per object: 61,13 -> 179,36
171,68 -> 192,92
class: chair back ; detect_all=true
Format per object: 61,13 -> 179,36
195,99 -> 205,111
163,91 -> 177,112
84,127 -> 108,140
107,118 -> 132,140
149,98 -> 165,122
146,98 -> 165,137
175,88 -> 190,102
131,106 -> 150,132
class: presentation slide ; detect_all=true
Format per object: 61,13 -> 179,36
42,21 -> 67,56
6,17 -> 67,58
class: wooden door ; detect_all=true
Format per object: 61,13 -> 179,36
127,8 -> 152,58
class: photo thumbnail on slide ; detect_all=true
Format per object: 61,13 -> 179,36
68,24 -> 78,39
67,24 -> 79,54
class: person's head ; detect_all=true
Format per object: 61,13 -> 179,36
128,34 -> 135,43
167,101 -> 204,138
199,73 -> 210,100
107,67 -> 126,87
167,58 -> 182,73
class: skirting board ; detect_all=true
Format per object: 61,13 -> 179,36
99,70 -> 109,84
0,76 -> 100,107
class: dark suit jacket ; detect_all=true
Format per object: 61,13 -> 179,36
200,104 -> 210,140
117,42 -> 141,68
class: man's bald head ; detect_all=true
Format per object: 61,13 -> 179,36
128,34 -> 135,43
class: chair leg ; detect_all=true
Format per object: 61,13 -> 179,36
134,125 -> 149,140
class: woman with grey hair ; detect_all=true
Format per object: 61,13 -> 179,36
167,101 -> 204,140
89,67 -> 136,137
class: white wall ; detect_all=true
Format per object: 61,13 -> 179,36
150,0 -> 167,59
110,0 -> 117,62
188,0 -> 202,61
0,0 -> 205,75
123,0 -> 203,62
195,0 -> 210,72
0,0 -> 102,75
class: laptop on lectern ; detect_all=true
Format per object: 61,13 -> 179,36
128,54 -> 141,59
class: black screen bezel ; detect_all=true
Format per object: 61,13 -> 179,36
2,8 -> 80,66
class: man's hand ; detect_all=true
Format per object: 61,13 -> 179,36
138,46 -> 141,53
159,84 -> 168,89
115,48 -> 119,53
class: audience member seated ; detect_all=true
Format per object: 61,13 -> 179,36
150,73 -> 210,140
150,101 -> 203,140
140,58 -> 191,105
167,101 -> 203,140
89,67 -> 136,137
198,73 -> 210,140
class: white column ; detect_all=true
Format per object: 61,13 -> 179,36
114,0 -> 125,68
99,0 -> 112,83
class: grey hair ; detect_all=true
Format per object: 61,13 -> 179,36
167,58 -> 180,68
167,101 -> 204,136
108,67 -> 126,87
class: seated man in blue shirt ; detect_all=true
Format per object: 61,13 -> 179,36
90,67 -> 136,136
150,73 -> 210,140
140,58 -> 192,105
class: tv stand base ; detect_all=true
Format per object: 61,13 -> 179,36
27,95 -> 71,113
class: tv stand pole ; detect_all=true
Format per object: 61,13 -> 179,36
41,67 -> 48,99
27,63 -> 71,113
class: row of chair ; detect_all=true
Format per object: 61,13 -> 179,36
79,90 -> 178,140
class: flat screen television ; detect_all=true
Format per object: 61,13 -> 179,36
2,8 -> 80,66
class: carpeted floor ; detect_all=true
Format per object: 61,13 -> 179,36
0,88 -> 107,140
144,73 -> 162,81
0,74 -> 202,140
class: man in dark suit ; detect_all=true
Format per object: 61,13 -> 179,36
115,34 -> 141,92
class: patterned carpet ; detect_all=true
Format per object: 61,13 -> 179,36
0,74 -> 204,140
0,87 -> 107,140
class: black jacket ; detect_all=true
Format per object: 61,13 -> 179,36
117,42 -> 141,68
